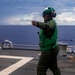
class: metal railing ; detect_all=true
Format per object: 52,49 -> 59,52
13,44 -> 40,50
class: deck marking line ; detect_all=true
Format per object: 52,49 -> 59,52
0,55 -> 33,75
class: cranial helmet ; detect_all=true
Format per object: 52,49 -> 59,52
42,7 -> 56,18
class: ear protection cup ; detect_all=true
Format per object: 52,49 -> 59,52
48,7 -> 56,18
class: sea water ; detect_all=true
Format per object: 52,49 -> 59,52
0,25 -> 75,46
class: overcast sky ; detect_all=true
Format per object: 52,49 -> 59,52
0,0 -> 75,25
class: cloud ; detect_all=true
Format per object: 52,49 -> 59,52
56,11 -> 75,25
1,10 -> 75,25
0,12 -> 43,25
73,7 -> 75,11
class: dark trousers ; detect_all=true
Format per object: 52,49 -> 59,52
37,46 -> 61,75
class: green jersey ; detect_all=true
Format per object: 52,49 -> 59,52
37,19 -> 58,51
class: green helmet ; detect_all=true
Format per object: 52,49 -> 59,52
42,7 -> 56,18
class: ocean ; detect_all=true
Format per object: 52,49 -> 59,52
0,25 -> 75,46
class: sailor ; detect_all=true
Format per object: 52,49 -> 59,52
32,7 -> 61,75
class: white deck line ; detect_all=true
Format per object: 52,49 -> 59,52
0,55 -> 33,75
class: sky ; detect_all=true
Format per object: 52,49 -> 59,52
0,0 -> 75,25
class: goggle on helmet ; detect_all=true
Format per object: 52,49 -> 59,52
42,7 -> 56,18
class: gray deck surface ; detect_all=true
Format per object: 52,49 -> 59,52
0,49 -> 75,75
